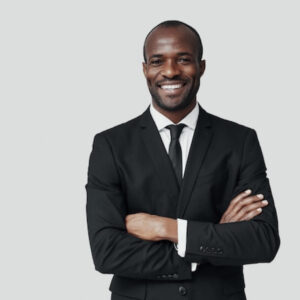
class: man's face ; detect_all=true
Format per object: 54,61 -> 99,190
143,26 -> 205,112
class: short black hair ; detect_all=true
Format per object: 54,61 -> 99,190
143,20 -> 203,63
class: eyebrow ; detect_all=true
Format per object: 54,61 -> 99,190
149,54 -> 163,60
177,52 -> 192,56
149,52 -> 193,60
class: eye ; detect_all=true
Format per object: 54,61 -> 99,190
178,57 -> 191,64
150,59 -> 162,66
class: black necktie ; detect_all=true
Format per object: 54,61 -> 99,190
166,124 -> 186,186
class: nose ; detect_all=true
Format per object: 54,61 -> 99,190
161,59 -> 181,78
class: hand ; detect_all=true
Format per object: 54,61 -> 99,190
125,213 -> 167,241
219,189 -> 268,224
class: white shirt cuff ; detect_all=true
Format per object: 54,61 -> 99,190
191,262 -> 197,272
174,219 -> 198,272
177,218 -> 187,257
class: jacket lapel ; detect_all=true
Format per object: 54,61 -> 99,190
177,105 -> 213,218
139,106 -> 180,202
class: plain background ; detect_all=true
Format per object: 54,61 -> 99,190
1,0 -> 299,299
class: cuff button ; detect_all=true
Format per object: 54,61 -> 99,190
179,286 -> 187,296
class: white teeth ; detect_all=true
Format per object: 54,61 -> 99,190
161,84 -> 183,89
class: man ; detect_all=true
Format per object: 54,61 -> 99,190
86,20 -> 280,300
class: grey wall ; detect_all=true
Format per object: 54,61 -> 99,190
1,0 -> 298,299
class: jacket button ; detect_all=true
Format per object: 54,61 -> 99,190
178,286 -> 187,296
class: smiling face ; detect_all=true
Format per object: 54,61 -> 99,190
143,25 -> 205,112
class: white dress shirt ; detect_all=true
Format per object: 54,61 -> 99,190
149,101 -> 199,272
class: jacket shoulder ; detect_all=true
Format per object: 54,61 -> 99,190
92,113 -> 142,145
207,111 -> 255,136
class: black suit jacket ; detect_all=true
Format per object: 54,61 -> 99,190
86,103 -> 280,300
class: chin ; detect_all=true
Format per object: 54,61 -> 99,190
158,101 -> 187,112
163,98 -> 183,108
160,95 -> 195,111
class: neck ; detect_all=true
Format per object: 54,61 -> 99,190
152,100 -> 197,124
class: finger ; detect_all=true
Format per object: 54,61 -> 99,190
226,194 -> 264,221
227,189 -> 252,211
232,199 -> 268,222
125,214 -> 133,221
221,189 -> 252,222
228,198 -> 266,222
240,207 -> 264,221
222,190 -> 253,222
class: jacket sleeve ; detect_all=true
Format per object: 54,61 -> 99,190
184,129 -> 280,266
85,133 -> 192,280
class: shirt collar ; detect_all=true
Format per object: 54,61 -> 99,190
150,101 -> 199,132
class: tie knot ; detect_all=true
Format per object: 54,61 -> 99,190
166,124 -> 186,140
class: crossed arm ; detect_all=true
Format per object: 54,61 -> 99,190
86,129 -> 280,280
125,189 -> 269,244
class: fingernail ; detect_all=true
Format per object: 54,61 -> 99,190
262,200 -> 268,205
257,208 -> 262,212
245,189 -> 251,194
257,194 -> 264,199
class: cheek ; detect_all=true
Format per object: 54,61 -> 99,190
146,71 -> 160,86
186,67 -> 199,79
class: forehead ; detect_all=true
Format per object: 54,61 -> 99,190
145,26 -> 198,59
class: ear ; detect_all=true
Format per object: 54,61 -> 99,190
199,60 -> 206,77
142,62 -> 147,77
